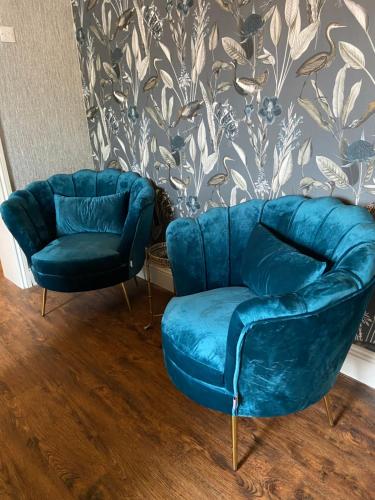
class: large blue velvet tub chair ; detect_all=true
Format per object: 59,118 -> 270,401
162,195 -> 375,470
0,169 -> 154,316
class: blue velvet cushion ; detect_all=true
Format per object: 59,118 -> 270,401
241,224 -> 326,295
31,232 -> 122,276
162,287 -> 256,386
54,192 -> 128,236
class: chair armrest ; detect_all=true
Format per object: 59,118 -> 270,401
225,292 -> 306,389
224,271 -> 374,417
0,191 -> 51,264
118,177 -> 154,275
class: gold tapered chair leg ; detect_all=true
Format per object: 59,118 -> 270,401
323,395 -> 334,427
121,282 -> 132,312
41,288 -> 47,317
133,276 -> 139,287
232,415 -> 238,471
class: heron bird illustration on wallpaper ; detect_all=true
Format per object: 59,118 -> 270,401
72,0 -> 375,349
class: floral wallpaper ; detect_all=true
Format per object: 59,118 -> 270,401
71,0 -> 375,350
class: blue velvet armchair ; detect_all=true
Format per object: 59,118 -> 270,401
1,169 -> 154,315
162,196 -> 375,470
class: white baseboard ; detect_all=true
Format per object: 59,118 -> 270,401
341,344 -> 375,388
142,262 -> 375,389
138,263 -> 174,292
0,219 -> 33,289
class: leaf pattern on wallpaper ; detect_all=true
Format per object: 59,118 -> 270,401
316,156 -> 349,189
297,137 -> 312,167
222,37 -> 248,65
344,0 -> 369,31
72,0 -> 375,347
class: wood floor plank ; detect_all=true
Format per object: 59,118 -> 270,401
0,273 -> 374,499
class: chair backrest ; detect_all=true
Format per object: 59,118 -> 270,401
259,196 -> 375,288
14,169 -> 141,245
0,168 -> 150,266
195,196 -> 375,291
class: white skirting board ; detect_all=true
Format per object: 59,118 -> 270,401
137,263 -> 174,292
341,344 -> 375,389
141,262 -> 375,389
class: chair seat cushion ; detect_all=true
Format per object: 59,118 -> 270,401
31,232 -> 122,276
162,287 -> 255,386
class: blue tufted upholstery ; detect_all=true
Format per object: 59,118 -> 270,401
162,196 -> 375,418
1,169 -> 155,293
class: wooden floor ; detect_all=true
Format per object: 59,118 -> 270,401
0,274 -> 374,500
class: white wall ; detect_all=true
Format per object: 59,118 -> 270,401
0,0 -> 93,189
0,0 -> 94,288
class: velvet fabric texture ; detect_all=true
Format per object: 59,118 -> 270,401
163,287 -> 256,386
241,224 -> 326,296
162,196 -> 375,418
54,192 -> 128,236
32,233 -> 122,275
0,169 -> 154,292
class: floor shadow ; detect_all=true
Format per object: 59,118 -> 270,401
238,417 -> 276,469
44,294 -> 80,315
333,377 -> 361,424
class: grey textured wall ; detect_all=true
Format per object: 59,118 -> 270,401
0,0 -> 93,189
72,0 -> 375,349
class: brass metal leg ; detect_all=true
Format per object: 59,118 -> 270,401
133,276 -> 139,287
121,282 -> 132,312
232,415 -> 238,471
41,288 -> 47,317
323,395 -> 334,427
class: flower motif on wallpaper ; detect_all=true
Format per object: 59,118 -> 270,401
170,134 -> 185,152
242,13 -> 264,38
177,0 -> 194,16
244,103 -> 254,123
346,140 -> 375,162
258,97 -> 282,125
128,106 -> 139,124
186,195 -> 201,215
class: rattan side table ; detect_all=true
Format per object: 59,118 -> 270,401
144,242 -> 171,330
